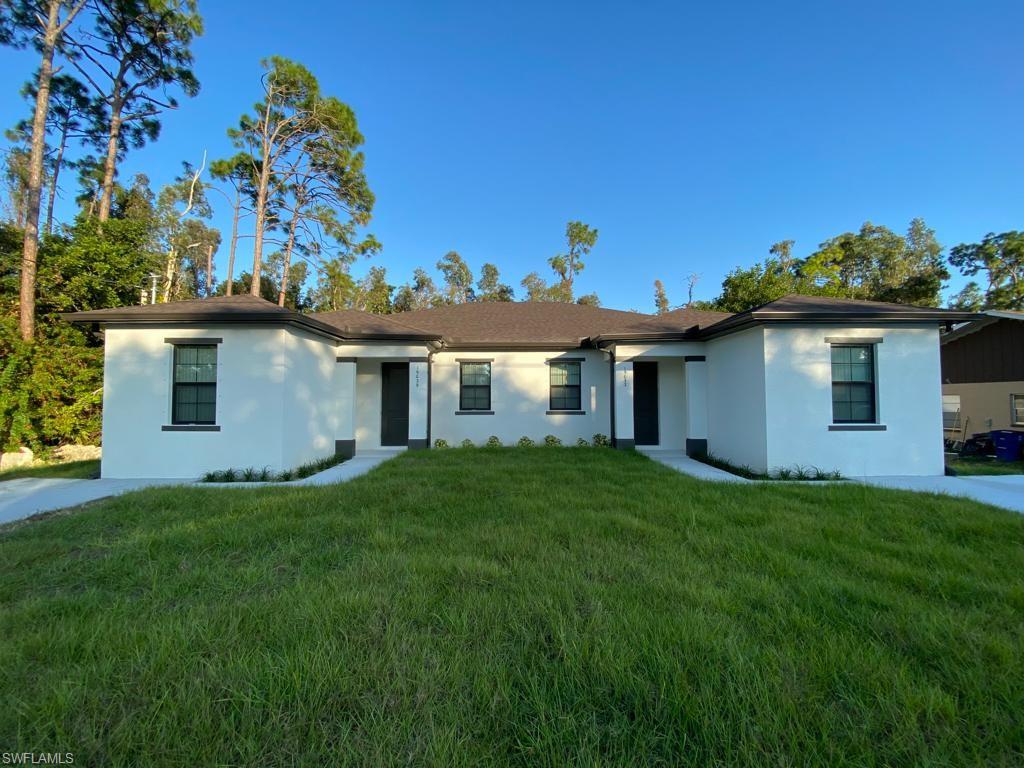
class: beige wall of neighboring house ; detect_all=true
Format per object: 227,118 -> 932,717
942,381 -> 1024,434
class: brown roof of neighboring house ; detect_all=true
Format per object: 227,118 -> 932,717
64,293 -> 978,347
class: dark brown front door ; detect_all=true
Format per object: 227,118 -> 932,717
633,361 -> 659,446
381,363 -> 409,446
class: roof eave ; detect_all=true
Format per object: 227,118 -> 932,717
699,310 -> 984,340
590,329 -> 702,346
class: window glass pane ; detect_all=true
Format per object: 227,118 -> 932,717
851,402 -> 874,422
831,346 -> 851,365
832,401 -> 852,422
830,344 -> 875,423
831,362 -> 851,382
172,346 -> 217,424
549,363 -> 581,410
850,363 -> 872,382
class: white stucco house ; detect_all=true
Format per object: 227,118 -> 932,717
65,294 -> 975,479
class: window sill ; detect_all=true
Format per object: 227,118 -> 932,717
162,425 -> 221,432
546,410 -> 587,415
828,424 -> 886,431
455,410 -> 494,415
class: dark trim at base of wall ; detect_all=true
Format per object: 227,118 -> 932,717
828,424 -> 887,431
408,439 -> 429,450
161,424 -> 220,432
335,439 -> 356,458
614,438 -> 635,450
336,356 -> 357,363
685,438 -> 708,457
546,410 -> 587,415
683,355 -> 706,362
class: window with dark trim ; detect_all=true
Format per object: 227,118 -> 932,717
830,344 -> 876,424
1012,394 -> 1024,426
172,344 -> 218,424
459,362 -> 491,411
549,361 -> 581,411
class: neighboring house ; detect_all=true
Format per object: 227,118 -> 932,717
66,294 -> 973,479
941,310 -> 1024,436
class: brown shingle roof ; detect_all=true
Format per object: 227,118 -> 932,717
63,295 -> 347,340
65,293 -> 978,346
67,294 -> 292,320
359,302 -> 730,346
700,293 -> 979,339
310,309 -> 441,339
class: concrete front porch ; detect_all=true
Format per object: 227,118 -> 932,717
611,344 -> 708,456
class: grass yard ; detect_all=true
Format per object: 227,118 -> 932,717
0,458 -> 100,482
1,448 -> 1022,766
946,455 -> 1024,476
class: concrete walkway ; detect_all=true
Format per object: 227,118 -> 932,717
0,477 -> 189,525
0,450 -> 399,525
857,474 -> 1024,514
638,449 -> 753,483
638,449 -> 1024,514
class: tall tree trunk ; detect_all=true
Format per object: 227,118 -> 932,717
163,248 -> 176,303
18,2 -> 67,341
45,124 -> 69,236
277,206 -> 300,307
205,244 -> 213,297
97,97 -> 123,223
250,99 -> 275,296
225,192 -> 240,296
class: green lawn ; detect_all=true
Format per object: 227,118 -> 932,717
1,448 -> 1022,766
0,458 -> 100,482
947,455 -> 1024,476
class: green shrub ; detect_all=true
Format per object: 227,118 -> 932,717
592,433 -> 610,447
544,435 -> 562,447
433,439 -> 449,449
461,438 -> 475,448
517,436 -> 535,447
575,437 -> 589,447
485,435 -> 502,448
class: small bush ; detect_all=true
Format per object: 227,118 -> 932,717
461,438 -> 475,448
257,466 -> 273,482
241,467 -> 258,482
277,470 -> 294,482
575,437 -> 589,447
222,468 -> 237,482
544,435 -> 562,447
793,465 -> 811,481
517,436 -> 535,447
592,433 -> 610,447
485,435 -> 502,448
433,439 -> 449,449
813,467 -> 843,481
774,467 -> 793,480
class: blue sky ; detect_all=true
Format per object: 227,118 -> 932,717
1,0 -> 1021,310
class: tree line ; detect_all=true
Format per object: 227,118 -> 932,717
650,219 -> 1024,314
0,0 -> 605,452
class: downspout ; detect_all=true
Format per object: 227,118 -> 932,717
426,350 -> 434,448
609,347 -> 616,446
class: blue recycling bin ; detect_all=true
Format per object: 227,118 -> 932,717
991,430 -> 1024,461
